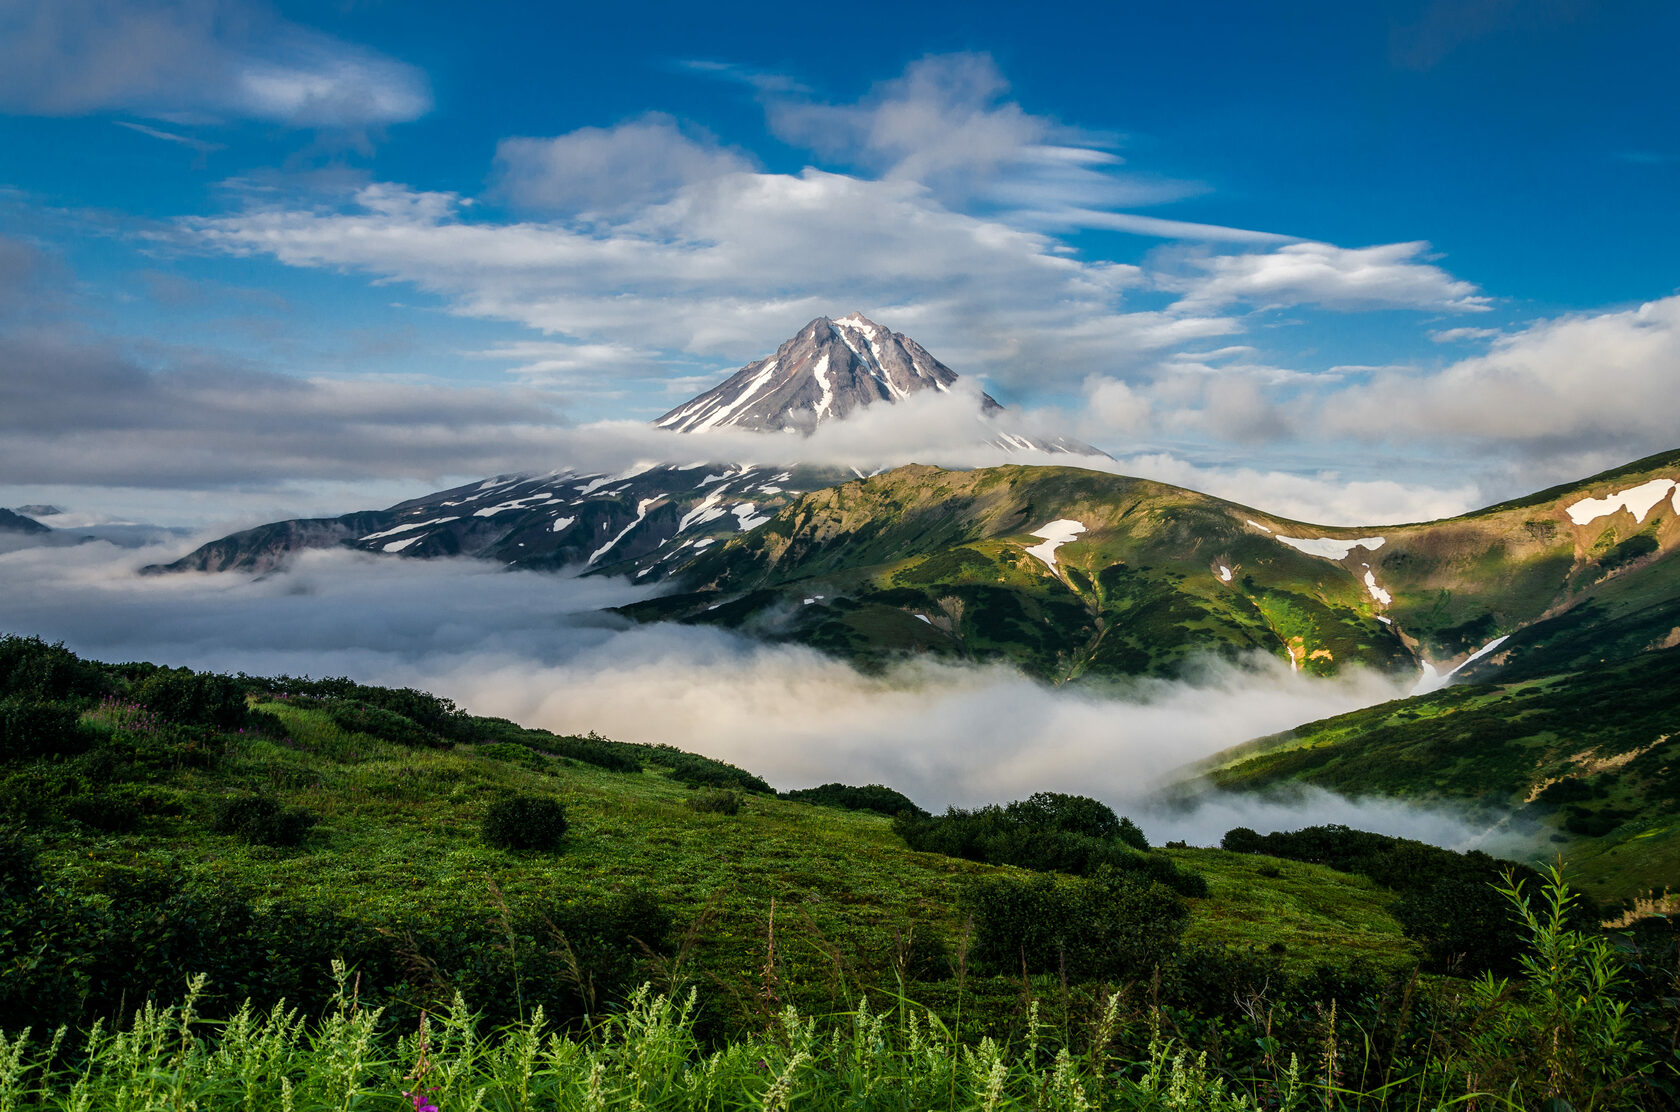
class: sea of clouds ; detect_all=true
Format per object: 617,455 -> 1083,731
0,537 -> 1520,851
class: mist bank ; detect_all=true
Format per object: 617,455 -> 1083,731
0,541 -> 1507,849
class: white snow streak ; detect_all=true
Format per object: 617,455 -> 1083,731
358,516 -> 459,542
1362,568 -> 1392,606
589,497 -> 664,564
382,536 -> 424,553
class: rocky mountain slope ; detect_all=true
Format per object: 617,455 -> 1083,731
0,508 -> 49,534
147,463 -> 852,577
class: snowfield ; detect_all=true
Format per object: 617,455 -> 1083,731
1565,478 -> 1676,525
1023,520 -> 1086,570
1275,535 -> 1386,560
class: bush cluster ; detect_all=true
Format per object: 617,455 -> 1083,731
779,782 -> 927,817
481,793 -> 568,852
686,788 -> 742,815
963,868 -> 1189,978
0,827 -> 668,1033
1220,823 -> 1595,974
210,794 -> 317,847
319,698 -> 446,747
133,670 -> 249,731
894,791 -> 1205,897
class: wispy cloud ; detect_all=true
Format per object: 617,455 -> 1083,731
114,119 -> 225,153
0,0 -> 430,127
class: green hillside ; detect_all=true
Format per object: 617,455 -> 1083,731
4,635 -> 1677,1108
1205,644 -> 1680,902
621,451 -> 1680,684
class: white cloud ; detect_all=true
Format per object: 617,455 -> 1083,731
187,174 -> 1234,392
1166,240 -> 1490,313
763,53 -> 1238,234
0,0 -> 430,126
493,114 -> 752,215
1324,293 -> 1680,452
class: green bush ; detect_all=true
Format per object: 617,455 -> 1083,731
321,698 -> 445,747
0,824 -> 42,896
1221,823 -> 1587,974
481,793 -> 568,852
134,670 -> 248,731
210,794 -> 317,847
0,697 -> 90,761
779,781 -> 926,817
0,635 -> 106,702
963,868 -> 1189,978
893,794 -> 1203,896
686,788 -> 742,815
58,792 -> 142,832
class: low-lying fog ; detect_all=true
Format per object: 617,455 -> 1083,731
0,539 -> 1513,851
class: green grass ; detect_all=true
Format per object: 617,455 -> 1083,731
33,696 -> 1428,1037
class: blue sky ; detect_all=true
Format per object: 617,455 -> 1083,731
1,0 -> 1677,526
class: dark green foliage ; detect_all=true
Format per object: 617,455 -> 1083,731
0,635 -> 106,702
469,719 -> 642,772
0,824 -> 42,896
963,868 -> 1189,978
259,675 -> 474,741
134,669 -> 249,731
686,788 -> 742,815
0,851 -> 669,1032
210,794 -> 317,847
0,697 -> 90,761
320,698 -> 445,747
648,744 -> 772,792
58,792 -> 142,832
1004,791 -> 1148,848
895,795 -> 1203,897
1601,531 -> 1658,571
1219,823 -> 1591,974
482,793 -> 568,852
780,782 -> 927,817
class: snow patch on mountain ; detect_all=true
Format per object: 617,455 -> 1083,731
1023,520 -> 1086,570
1275,534 -> 1386,560
1362,567 -> 1392,606
1565,478 -> 1675,525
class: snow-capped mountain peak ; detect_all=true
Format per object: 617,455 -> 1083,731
654,313 -> 1000,435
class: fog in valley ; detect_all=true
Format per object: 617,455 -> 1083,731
1,538 -> 1505,850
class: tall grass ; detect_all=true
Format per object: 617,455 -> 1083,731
0,868 -> 1658,1110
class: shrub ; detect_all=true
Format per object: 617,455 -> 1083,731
780,782 -> 927,817
0,697 -> 90,761
0,635 -> 106,702
59,792 -> 142,832
322,699 -> 445,747
963,868 -> 1189,978
210,794 -> 317,847
893,796 -> 1202,895
482,793 -> 568,852
134,670 -> 248,731
686,788 -> 742,815
0,823 -> 42,896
